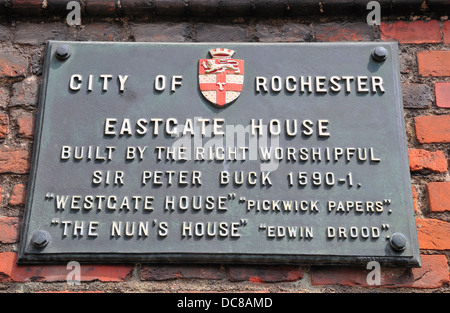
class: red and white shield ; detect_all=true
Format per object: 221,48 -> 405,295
199,48 -> 244,107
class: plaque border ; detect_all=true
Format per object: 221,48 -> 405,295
17,41 -> 421,267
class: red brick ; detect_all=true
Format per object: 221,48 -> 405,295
0,51 -> 28,78
414,115 -> 450,144
310,254 -> 449,289
418,51 -> 450,77
443,21 -> 450,44
408,149 -> 447,173
0,252 -> 15,282
427,182 -> 450,213
314,22 -> 372,42
227,265 -> 302,283
435,82 -> 450,108
416,218 -> 450,250
16,111 -> 35,139
0,146 -> 30,174
0,114 -> 8,139
140,264 -> 224,281
0,252 -> 133,282
0,217 -> 19,243
412,186 -> 418,212
9,183 -> 26,206
380,21 -> 441,44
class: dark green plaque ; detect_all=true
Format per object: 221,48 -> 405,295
18,41 -> 420,266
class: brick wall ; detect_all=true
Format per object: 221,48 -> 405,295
0,1 -> 449,293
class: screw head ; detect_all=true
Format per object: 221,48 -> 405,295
31,230 -> 50,249
55,45 -> 71,60
372,46 -> 388,62
389,232 -> 407,252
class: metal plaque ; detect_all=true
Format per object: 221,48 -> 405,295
18,41 -> 420,266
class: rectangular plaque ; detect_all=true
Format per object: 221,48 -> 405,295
18,41 -> 420,266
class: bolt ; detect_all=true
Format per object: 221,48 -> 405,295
389,232 -> 407,252
371,46 -> 388,62
31,230 -> 50,249
55,45 -> 71,60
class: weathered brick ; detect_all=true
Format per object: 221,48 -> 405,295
310,254 -> 449,289
0,252 -> 134,282
220,0 -> 254,17
0,146 -> 30,174
252,0 -> 291,16
402,83 -> 432,109
46,0 -> 72,14
10,0 -> 42,15
0,114 -> 8,139
408,149 -> 447,173
435,82 -> 450,108
443,21 -> 450,44
416,218 -> 450,250
427,0 -> 450,12
85,0 -> 117,16
0,24 -> 11,42
321,0 -> 369,14
0,87 -> 9,109
77,23 -> 125,41
30,50 -> 43,76
417,51 -> 450,77
9,183 -> 26,206
254,23 -> 311,42
314,22 -> 373,42
0,0 -> 6,14
227,265 -> 302,283
414,115 -> 450,144
13,22 -> 71,45
195,24 -> 247,42
37,291 -> 105,293
426,182 -> 450,213
188,0 -> 221,16
15,111 -> 35,139
131,23 -> 187,42
412,185 -> 418,212
0,217 -> 19,243
400,51 -> 415,74
10,76 -> 39,107
380,21 -> 441,44
140,264 -> 224,281
121,0 -> 159,15
0,51 -> 28,78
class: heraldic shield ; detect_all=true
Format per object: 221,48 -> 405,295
199,48 -> 244,107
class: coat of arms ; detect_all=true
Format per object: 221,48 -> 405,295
199,48 -> 244,107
